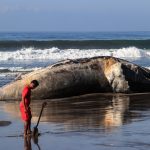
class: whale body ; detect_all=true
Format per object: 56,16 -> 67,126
0,56 -> 150,100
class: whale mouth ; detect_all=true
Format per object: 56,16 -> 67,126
0,121 -> 11,127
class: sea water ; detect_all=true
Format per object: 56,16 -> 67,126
0,32 -> 150,87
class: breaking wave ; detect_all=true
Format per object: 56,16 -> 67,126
0,47 -> 149,61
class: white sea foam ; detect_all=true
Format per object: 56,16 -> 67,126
0,67 -> 42,73
1,47 -> 150,74
0,47 -> 150,62
0,67 -> 42,87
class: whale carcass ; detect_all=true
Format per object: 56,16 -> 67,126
0,56 -> 150,100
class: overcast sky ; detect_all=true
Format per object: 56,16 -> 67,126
0,0 -> 150,32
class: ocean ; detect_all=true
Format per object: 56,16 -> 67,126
0,31 -> 150,87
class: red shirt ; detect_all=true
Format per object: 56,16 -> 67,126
22,86 -> 31,107
20,86 -> 32,121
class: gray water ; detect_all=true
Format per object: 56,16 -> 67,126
0,93 -> 150,150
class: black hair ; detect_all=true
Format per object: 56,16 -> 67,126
31,80 -> 39,87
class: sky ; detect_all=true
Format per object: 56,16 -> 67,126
0,0 -> 150,32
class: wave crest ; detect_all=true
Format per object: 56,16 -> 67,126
0,47 -> 149,62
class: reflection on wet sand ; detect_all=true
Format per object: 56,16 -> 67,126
24,136 -> 41,150
24,136 -> 32,150
1,93 -> 150,132
104,96 -> 129,129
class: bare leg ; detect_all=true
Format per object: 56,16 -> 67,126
28,118 -> 32,134
24,121 -> 28,136
27,110 -> 32,135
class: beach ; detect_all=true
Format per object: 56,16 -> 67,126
1,93 -> 150,149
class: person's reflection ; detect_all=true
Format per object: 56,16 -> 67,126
24,136 -> 32,150
24,135 -> 41,150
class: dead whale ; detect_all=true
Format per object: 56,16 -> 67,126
0,56 -> 150,100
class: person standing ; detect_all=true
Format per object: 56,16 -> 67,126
20,80 -> 39,137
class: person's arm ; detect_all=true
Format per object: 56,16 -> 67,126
22,88 -> 28,113
22,96 -> 28,113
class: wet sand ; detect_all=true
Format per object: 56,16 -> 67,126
1,93 -> 150,150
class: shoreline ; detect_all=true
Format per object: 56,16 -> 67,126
1,91 -> 150,101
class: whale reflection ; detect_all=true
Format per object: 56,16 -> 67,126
104,95 -> 129,128
1,93 -> 150,132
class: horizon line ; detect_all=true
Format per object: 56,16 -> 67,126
0,30 -> 150,33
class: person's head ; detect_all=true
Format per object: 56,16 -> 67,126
29,80 -> 39,89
